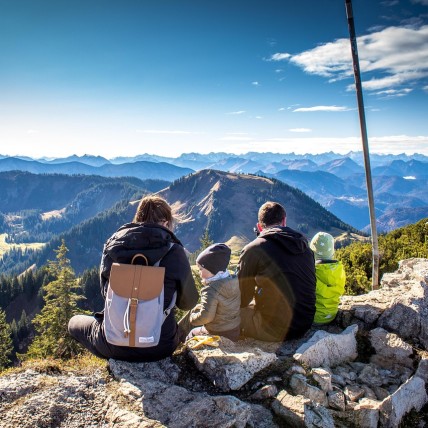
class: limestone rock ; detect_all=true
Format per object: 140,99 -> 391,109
338,258 -> 428,350
293,325 -> 358,368
109,359 -> 252,428
287,364 -> 307,376
273,391 -> 334,428
354,398 -> 380,428
272,390 -> 307,427
327,389 -> 346,411
380,375 -> 428,428
415,355 -> 428,382
250,384 -> 278,400
247,404 -> 278,428
344,384 -> 365,402
358,364 -> 384,388
304,402 -> 335,428
0,367 -> 154,428
369,327 -> 413,369
361,384 -> 377,400
289,374 -> 328,406
187,337 -> 277,391
312,367 -> 332,392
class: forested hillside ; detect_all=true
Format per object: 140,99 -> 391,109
163,169 -> 358,251
0,173 -> 169,275
336,217 -> 428,294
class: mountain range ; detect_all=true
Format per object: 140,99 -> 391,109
0,169 -> 357,275
2,151 -> 427,232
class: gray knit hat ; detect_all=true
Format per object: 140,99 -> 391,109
196,243 -> 231,275
310,232 -> 335,260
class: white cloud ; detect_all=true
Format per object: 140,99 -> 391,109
373,88 -> 413,98
289,128 -> 312,133
411,0 -> 428,5
270,53 -> 291,61
136,129 -> 198,135
252,81 -> 260,86
221,134 -> 253,141
227,110 -> 246,115
293,105 -> 350,112
255,116 -> 263,119
273,25 -> 428,95
278,107 -> 286,111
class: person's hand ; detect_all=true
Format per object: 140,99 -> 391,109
190,303 -> 203,314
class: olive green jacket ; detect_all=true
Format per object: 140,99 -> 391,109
189,275 -> 241,332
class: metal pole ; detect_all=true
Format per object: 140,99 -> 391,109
345,0 -> 379,289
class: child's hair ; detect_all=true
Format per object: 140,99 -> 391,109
196,243 -> 231,275
133,196 -> 174,228
310,232 -> 335,260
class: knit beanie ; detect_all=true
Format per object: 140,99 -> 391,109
196,243 -> 231,275
310,232 -> 335,260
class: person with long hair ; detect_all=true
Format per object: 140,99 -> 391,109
68,195 -> 198,361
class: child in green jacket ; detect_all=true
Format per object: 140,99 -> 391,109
310,232 -> 346,324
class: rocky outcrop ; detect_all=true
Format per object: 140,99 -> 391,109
1,258 -> 428,427
187,337 -> 277,391
337,258 -> 428,348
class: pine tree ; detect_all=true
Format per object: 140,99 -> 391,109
26,240 -> 86,359
188,227 -> 214,265
199,227 -> 214,251
0,309 -> 13,370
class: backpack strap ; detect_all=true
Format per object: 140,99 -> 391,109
153,242 -> 175,267
157,242 -> 177,320
163,291 -> 177,321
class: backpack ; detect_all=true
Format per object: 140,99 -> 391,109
104,244 -> 176,348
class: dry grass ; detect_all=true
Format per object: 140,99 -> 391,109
0,233 -> 46,258
1,352 -> 108,377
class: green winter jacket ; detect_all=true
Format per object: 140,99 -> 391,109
314,260 -> 346,324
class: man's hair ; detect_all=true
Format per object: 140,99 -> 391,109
258,201 -> 286,228
134,195 -> 173,226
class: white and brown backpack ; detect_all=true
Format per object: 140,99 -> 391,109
104,244 -> 175,347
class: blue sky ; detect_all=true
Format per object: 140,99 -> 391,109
0,0 -> 427,158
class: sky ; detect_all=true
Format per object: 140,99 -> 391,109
0,0 -> 427,159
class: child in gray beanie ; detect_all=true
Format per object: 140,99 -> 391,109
185,243 -> 241,341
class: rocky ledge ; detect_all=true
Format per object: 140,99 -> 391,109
1,258 -> 427,428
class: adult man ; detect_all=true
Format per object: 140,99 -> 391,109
237,201 -> 316,341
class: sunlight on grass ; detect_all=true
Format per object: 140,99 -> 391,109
0,233 -> 46,258
1,352 -> 108,377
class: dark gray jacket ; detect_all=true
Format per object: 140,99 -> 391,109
238,226 -> 316,341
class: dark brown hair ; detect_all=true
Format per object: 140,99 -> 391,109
133,196 -> 173,228
258,201 -> 286,228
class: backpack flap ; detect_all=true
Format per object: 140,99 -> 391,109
109,263 -> 165,300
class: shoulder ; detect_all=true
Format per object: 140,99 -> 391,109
241,237 -> 266,254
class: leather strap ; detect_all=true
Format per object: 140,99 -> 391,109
127,242 -> 175,347
128,262 -> 142,346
